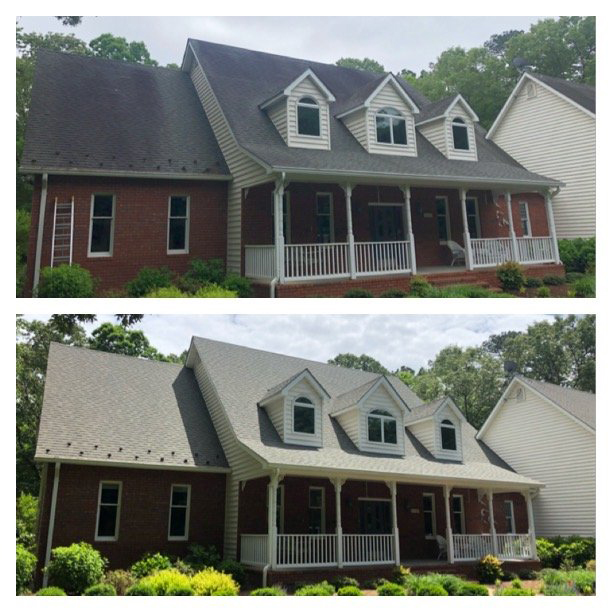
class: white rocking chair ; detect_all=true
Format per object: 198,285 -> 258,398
447,240 -> 466,266
436,534 -> 448,560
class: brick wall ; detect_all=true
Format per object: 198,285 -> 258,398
25,174 -> 228,295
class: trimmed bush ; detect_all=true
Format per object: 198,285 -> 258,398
558,237 -> 595,273
36,586 -> 66,595
536,536 -> 595,569
223,273 -> 253,297
126,583 -> 156,596
250,586 -> 286,595
496,587 -> 534,595
415,582 -> 448,596
103,569 -> 135,595
477,554 -> 503,584
362,577 -> 388,589
331,575 -> 360,590
542,275 -> 565,286
376,581 -> 405,596
337,585 -> 362,595
16,543 -> 37,594
496,261 -> 525,292
295,581 -> 335,596
46,541 -> 106,595
184,544 -> 221,570
130,552 -> 172,579
217,560 -> 246,587
191,568 -> 239,595
145,286 -> 186,298
458,581 -> 489,596
167,585 -> 195,595
125,266 -> 174,297
524,276 -> 543,288
536,286 -> 550,297
390,565 -> 411,585
572,275 -> 595,297
344,288 -> 373,297
38,264 -> 95,297
409,276 -> 433,297
380,289 -> 409,297
84,582 -> 116,595
181,257 -> 225,288
193,284 -> 237,298
431,573 -> 465,595
139,568 -> 192,595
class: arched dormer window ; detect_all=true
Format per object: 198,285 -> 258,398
297,97 -> 320,136
293,396 -> 315,434
375,107 -> 407,145
440,419 -> 457,450
452,118 -> 469,150
367,409 -> 397,444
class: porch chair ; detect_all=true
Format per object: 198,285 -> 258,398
446,240 -> 466,266
435,534 -> 448,560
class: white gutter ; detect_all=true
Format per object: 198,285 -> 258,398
42,462 -> 61,587
35,456 -> 231,473
32,172 -> 48,293
19,167 -> 232,182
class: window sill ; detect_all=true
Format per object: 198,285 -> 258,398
95,536 -> 118,542
88,252 -> 113,258
168,536 -> 188,542
167,249 -> 189,256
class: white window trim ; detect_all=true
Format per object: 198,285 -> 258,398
367,410 -> 398,445
88,194 -> 115,257
465,196 -> 481,238
375,107 -> 409,147
95,481 -> 122,542
504,500 -> 516,534
296,97 -> 322,138
168,483 -> 191,541
423,492 -> 437,539
519,201 -> 532,237
452,494 -> 466,534
167,195 -> 190,255
293,395 -> 316,436
309,486 -> 326,534
440,419 -> 457,451
451,117 -> 470,151
435,195 -> 451,245
315,192 -> 334,243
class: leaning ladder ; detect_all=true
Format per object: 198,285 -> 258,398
50,197 -> 74,267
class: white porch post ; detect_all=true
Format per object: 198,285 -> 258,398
402,186 -> 417,274
273,181 -> 285,283
443,485 -> 454,563
487,489 -> 499,556
523,490 -> 538,560
505,192 -> 520,262
387,481 -> 401,566
333,478 -> 345,568
267,473 -> 279,569
459,188 -> 474,270
343,184 -> 357,279
544,190 -> 561,264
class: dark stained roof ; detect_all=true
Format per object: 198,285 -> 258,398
414,95 -> 458,124
21,50 -> 230,177
530,73 -> 595,114
188,38 -> 559,187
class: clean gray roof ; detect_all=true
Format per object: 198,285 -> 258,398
192,337 -> 540,487
188,39 -> 558,187
414,95 -> 458,124
21,50 -> 230,177
530,73 -> 595,114
36,343 -> 228,470
517,375 -> 595,430
404,398 -> 448,424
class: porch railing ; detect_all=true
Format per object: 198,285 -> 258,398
517,237 -> 556,264
240,534 -> 268,566
496,534 -> 532,560
354,241 -> 411,276
276,534 -> 337,567
244,245 -> 275,279
285,243 -> 350,281
343,534 -> 395,565
452,534 -> 495,561
452,533 -> 533,561
471,238 -> 514,268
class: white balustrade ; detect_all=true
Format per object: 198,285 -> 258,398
496,534 -> 532,560
342,534 -> 395,566
276,534 -> 337,568
452,534 -> 495,561
517,237 -> 555,264
240,534 -> 269,566
244,245 -> 275,279
284,243 -> 350,281
354,241 -> 411,276
470,238 -> 515,267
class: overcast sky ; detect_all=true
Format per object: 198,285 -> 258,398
17,16 -> 549,73
25,314 -> 555,371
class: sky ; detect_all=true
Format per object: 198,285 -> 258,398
16,16 -> 549,73
27,314 -> 556,371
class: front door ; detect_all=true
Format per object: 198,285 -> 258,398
359,500 -> 392,534
370,206 -> 404,241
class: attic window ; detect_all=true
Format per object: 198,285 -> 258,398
367,409 -> 397,444
526,82 -> 537,99
440,419 -> 457,451
452,118 -> 469,150
297,97 -> 320,136
293,396 -> 315,434
375,107 -> 407,145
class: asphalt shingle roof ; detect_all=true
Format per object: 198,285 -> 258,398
404,398 -> 448,424
36,343 -> 228,469
21,50 -> 230,177
530,73 -> 595,114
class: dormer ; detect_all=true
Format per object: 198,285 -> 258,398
259,368 -> 330,447
405,397 -> 464,462
416,94 -> 479,161
336,73 -> 419,157
259,69 -> 335,150
331,376 -> 409,456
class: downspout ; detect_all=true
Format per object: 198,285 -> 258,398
269,277 -> 278,299
42,461 -> 61,587
32,172 -> 49,294
262,563 -> 271,588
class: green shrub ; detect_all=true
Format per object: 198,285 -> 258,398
558,237 -> 595,273
16,543 -> 37,594
542,275 -> 565,286
172,558 -> 196,577
565,272 -> 585,284
477,554 -> 503,584
126,583 -> 156,595
458,581 -> 489,596
331,575 -> 360,589
409,276 -> 433,297
541,583 -> 578,595
586,560 -> 596,571
376,581 -> 405,596
125,266 -> 174,297
390,565 -> 411,585
511,577 -> 522,589
145,286 -> 186,298
84,582 -> 116,595
496,587 -> 534,595
524,276 -> 543,287
537,539 -> 561,568
184,543 -> 221,570
569,569 -> 596,594
537,537 -> 595,569
362,577 -> 387,589
250,586 -> 286,595
337,585 -> 362,595
496,261 -> 525,292
139,568 -> 192,595
536,286 -> 550,297
344,288 -> 373,297
103,569 -> 135,595
379,289 -> 409,297
217,560 -> 246,587
130,552 -> 172,578
415,582 -> 448,596
517,569 -> 537,580
16,492 -> 38,551
167,585 -> 195,595
46,541 -> 106,594
432,573 -> 465,595
295,581 -> 335,596
572,275 -> 595,297
223,273 -> 253,297
182,257 -> 226,288
38,264 -> 95,297
191,568 -> 239,595
193,284 -> 237,298
36,586 -> 66,595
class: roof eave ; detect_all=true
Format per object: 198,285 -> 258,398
18,166 -> 233,181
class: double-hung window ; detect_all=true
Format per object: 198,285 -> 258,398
308,487 -> 325,534
452,495 -> 465,534
297,97 -> 320,136
316,193 -> 334,243
367,410 -> 397,444
89,194 -> 115,256
423,493 -> 436,537
452,118 -> 469,150
168,484 -> 191,540
96,482 -> 121,541
168,196 -> 189,253
503,500 -> 516,533
293,396 -> 315,434
435,196 -> 450,243
519,202 -> 532,236
375,107 -> 407,145
440,419 -> 457,451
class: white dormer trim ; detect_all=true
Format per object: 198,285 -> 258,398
433,400 -> 464,462
259,368 -> 330,407
260,68 -> 336,110
416,94 -> 479,127
332,376 -> 410,417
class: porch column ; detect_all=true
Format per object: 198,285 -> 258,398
544,190 -> 561,264
402,186 -> 417,274
459,188 -> 474,270
267,473 -> 279,569
343,184 -> 357,279
505,192 -> 520,262
522,490 -> 538,560
273,180 -> 285,283
443,485 -> 455,563
333,478 -> 345,568
487,489 -> 499,556
387,481 -> 401,566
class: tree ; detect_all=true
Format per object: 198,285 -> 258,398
396,368 -> 443,403
88,33 -> 158,65
483,29 -> 523,58
55,16 -> 82,26
336,57 -> 385,73
328,353 -> 389,375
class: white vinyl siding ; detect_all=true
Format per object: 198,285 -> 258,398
433,408 -> 463,462
336,410 -> 360,447
282,379 -> 323,447
408,419 -> 436,453
418,118 -> 448,157
287,77 -> 331,150
490,78 -> 595,238
189,59 -> 268,272
445,104 -> 478,161
358,386 -> 405,456
264,397 -> 285,439
267,99 -> 288,143
480,383 -> 595,537
341,108 -> 369,150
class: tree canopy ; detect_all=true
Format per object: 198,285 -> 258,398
336,57 -> 386,73
327,352 -> 389,375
